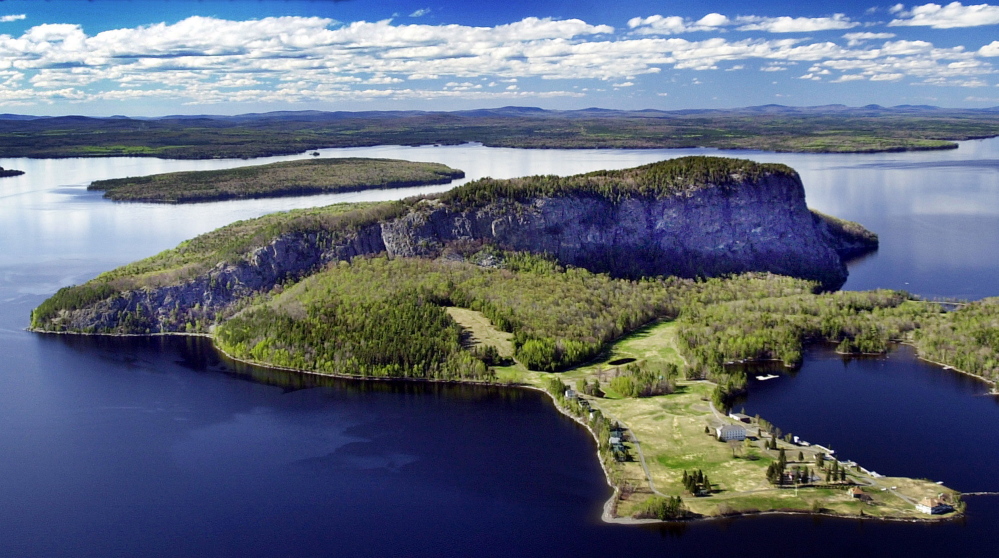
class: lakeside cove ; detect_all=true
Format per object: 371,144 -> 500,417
35,314 -> 967,524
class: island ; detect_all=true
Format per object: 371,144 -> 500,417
0,166 -> 24,177
2,105 -> 999,159
33,155 -> 995,522
87,157 -> 465,203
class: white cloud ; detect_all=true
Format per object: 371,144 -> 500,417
843,32 -> 897,46
409,9 -> 431,18
629,12 -> 858,34
736,14 -> 859,33
0,14 -> 25,23
0,14 -> 993,107
979,40 -> 999,56
889,2 -> 999,28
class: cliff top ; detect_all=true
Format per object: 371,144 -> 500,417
440,156 -> 798,208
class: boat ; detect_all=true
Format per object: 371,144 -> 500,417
755,374 -> 779,381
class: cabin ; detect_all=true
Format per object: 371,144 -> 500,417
715,424 -> 746,442
849,487 -> 864,498
564,389 -> 577,400
916,497 -> 954,515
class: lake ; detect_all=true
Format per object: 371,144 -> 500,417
2,141 -> 998,556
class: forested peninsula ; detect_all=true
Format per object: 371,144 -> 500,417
33,156 -> 994,522
2,105 -> 999,159
88,158 -> 464,203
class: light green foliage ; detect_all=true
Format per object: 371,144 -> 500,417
676,289 -> 936,372
911,298 -> 999,382
608,363 -> 678,397
219,254 -> 682,373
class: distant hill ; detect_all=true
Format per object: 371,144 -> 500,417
0,105 -> 997,158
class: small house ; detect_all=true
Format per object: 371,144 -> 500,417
916,497 -> 954,515
716,424 -> 747,442
564,389 -> 577,400
849,487 -> 864,498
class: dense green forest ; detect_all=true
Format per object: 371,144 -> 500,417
89,158 -> 464,203
2,106 -> 998,159
216,253 -> 683,376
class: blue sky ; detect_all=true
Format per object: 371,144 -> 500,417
1,0 -> 998,115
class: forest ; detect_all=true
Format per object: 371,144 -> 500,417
2,106 -> 999,159
88,158 -> 463,203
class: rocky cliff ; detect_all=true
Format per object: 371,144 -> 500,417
31,157 -> 876,334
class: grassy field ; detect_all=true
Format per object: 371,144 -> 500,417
89,157 -> 464,203
481,317 -> 960,521
446,306 -> 515,358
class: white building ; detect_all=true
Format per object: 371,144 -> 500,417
716,424 -> 747,442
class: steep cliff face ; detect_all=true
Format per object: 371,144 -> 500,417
32,157 -> 876,334
40,225 -> 387,333
382,173 -> 847,288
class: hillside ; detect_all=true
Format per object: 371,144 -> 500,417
2,106 -> 998,158
31,157 -> 875,345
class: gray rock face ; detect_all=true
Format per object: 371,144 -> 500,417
43,171 -> 866,334
381,174 -> 847,287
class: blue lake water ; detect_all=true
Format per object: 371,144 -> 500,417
2,141 -> 999,556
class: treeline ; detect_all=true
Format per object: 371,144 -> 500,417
3,109 -> 994,159
911,298 -> 999,383
441,156 -> 796,209
89,158 -> 464,203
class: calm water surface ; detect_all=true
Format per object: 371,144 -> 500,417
2,141 -> 999,556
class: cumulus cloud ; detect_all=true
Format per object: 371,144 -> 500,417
629,12 -> 858,34
0,14 -> 993,107
0,15 -> 26,23
735,14 -> 859,32
978,40 -> 999,56
889,2 -> 999,28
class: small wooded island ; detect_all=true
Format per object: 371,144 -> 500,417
35,156 -> 994,522
88,157 -> 464,203
0,166 -> 25,177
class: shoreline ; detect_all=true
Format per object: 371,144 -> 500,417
29,327 -> 967,525
904,344 -> 999,394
